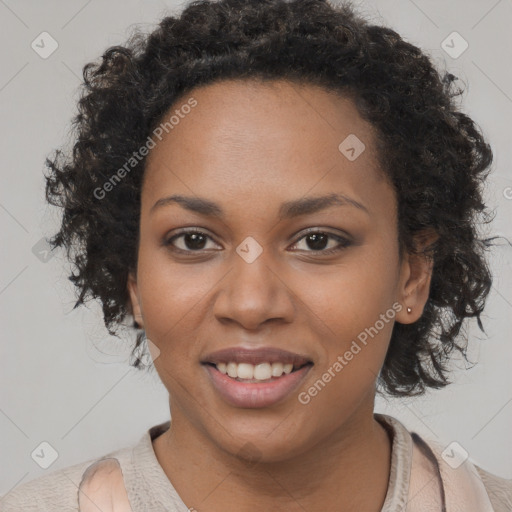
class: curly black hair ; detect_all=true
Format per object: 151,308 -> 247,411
44,0 -> 503,396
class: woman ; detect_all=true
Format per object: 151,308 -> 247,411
2,0 -> 511,510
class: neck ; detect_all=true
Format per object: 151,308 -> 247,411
153,407 -> 392,512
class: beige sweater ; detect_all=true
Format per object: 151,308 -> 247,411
1,414 -> 511,511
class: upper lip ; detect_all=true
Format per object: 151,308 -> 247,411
201,347 -> 313,367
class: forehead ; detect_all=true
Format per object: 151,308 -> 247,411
142,79 -> 389,214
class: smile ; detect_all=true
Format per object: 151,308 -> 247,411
201,346 -> 314,408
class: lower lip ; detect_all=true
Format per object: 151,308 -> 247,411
203,364 -> 312,409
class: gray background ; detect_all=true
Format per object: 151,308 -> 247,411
1,0 -> 511,494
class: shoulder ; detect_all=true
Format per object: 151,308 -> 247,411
474,464 -> 512,512
0,457 -> 92,512
419,434 -> 512,511
0,451 -> 132,512
77,457 -> 132,511
377,414 -> 512,511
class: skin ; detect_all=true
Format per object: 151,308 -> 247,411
127,78 -> 437,511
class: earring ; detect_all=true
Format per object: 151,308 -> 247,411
407,307 -> 412,313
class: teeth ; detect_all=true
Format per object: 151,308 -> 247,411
215,361 -> 299,380
271,362 -> 284,377
237,363 -> 254,380
254,363 -> 272,380
226,362 -> 238,378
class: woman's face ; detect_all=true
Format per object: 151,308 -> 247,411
128,79 -> 432,461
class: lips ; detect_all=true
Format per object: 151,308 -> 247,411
201,346 -> 314,408
204,363 -> 312,408
201,346 -> 312,367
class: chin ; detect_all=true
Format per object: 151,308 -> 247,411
204,413 -> 318,464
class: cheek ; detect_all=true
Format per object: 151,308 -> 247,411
302,251 -> 398,335
296,247 -> 398,389
296,286 -> 396,423
137,244 -> 210,330
135,247 -> 229,387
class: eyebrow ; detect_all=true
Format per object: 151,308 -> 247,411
149,193 -> 370,219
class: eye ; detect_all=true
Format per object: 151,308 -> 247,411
289,229 -> 352,255
163,228 -> 352,256
164,229 -> 219,253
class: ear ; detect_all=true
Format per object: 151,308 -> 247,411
395,228 -> 438,324
127,271 -> 144,329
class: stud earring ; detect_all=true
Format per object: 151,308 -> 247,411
407,307 -> 412,313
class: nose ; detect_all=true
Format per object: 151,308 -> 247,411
212,245 -> 296,331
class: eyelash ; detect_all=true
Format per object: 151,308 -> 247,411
163,227 -> 352,256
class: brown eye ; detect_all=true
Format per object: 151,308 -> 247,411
164,230 -> 218,253
290,230 -> 352,255
163,228 -> 352,256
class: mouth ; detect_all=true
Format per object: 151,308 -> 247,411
203,361 -> 312,382
201,347 -> 314,408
